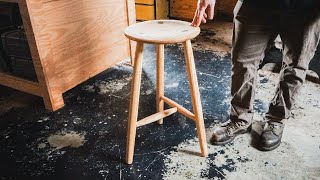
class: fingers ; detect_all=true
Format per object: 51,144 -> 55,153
202,17 -> 207,24
206,4 -> 215,19
191,0 -> 216,27
191,11 -> 200,27
191,5 -> 206,27
202,13 -> 207,24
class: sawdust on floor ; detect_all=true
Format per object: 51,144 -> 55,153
47,131 -> 86,150
96,77 -> 131,94
193,21 -> 233,57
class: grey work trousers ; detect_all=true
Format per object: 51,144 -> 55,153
230,1 -> 320,124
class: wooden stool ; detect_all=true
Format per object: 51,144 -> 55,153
124,20 -> 208,164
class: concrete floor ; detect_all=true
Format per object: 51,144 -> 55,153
0,21 -> 320,180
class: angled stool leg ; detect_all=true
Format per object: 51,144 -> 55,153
183,40 -> 208,157
126,42 -> 144,164
156,44 -> 165,125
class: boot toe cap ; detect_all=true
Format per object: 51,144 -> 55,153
210,128 -> 230,144
260,132 -> 281,150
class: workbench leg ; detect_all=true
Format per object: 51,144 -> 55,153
43,92 -> 65,112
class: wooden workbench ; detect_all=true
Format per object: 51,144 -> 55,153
0,0 -> 136,111
170,0 -> 237,20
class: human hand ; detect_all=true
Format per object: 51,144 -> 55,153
191,0 -> 216,27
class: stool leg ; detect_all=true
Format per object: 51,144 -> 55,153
183,40 -> 208,157
156,44 -> 165,125
126,42 -> 144,164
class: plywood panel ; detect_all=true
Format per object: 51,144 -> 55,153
170,0 -> 236,20
136,4 -> 155,20
156,0 -> 169,19
19,0 -> 64,110
0,0 -> 134,111
126,0 -> 137,64
170,0 -> 197,20
26,0 -> 131,94
135,0 -> 168,21
136,0 -> 154,5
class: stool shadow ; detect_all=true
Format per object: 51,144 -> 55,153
177,149 -> 202,157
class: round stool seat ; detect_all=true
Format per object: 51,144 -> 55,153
124,20 -> 200,44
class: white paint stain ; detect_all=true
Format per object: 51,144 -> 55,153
38,117 -> 50,123
38,143 -> 46,149
145,89 -> 153,95
163,70 -> 320,179
166,82 -> 179,88
47,131 -> 86,150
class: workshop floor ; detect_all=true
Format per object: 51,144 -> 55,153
0,21 -> 320,180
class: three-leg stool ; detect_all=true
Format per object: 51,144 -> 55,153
124,20 -> 208,164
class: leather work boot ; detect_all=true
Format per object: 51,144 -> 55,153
259,121 -> 284,151
210,121 -> 251,145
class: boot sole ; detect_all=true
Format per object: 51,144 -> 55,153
211,125 -> 252,146
211,136 -> 235,146
259,141 -> 281,151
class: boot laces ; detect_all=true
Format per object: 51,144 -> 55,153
225,121 -> 246,134
264,121 -> 281,132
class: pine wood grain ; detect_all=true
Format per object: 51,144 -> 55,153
156,44 -> 165,124
136,0 -> 154,4
124,20 -> 200,44
125,20 -> 208,164
156,0 -> 169,19
126,0 -> 137,65
170,0 -> 237,20
31,0 -> 133,110
170,0 -> 197,20
136,108 -> 177,127
135,0 -> 169,21
136,4 -> 155,20
183,40 -> 208,157
0,0 -> 135,111
0,72 -> 41,96
126,42 -> 144,165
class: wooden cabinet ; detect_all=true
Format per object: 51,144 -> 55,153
0,0 -> 136,111
170,0 -> 197,20
170,0 -> 237,20
135,0 -> 169,21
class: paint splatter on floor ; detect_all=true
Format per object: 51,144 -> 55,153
162,70 -> 320,180
0,21 -> 319,179
47,131 -> 86,150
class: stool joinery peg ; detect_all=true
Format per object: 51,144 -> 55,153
124,20 -> 208,164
